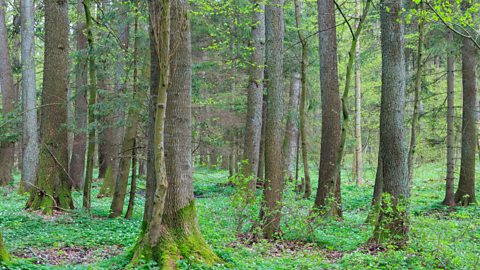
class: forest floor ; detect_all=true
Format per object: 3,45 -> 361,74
1,163 -> 480,269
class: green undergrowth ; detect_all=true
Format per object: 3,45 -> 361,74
0,164 -> 479,269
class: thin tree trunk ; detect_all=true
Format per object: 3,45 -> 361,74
259,0 -> 285,239
26,0 -> 73,215
83,0 -> 97,210
257,96 -> 267,181
243,0 -> 265,192
125,139 -> 137,220
353,0 -> 363,186
444,29 -> 455,206
370,0 -> 409,245
69,0 -> 88,190
407,4 -> 424,183
455,23 -> 478,206
283,72 -> 300,182
0,0 -> 15,186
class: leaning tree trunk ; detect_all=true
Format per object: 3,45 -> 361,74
283,73 -> 300,183
69,0 -> 88,190
455,30 -> 478,206
0,230 -> 9,263
443,28 -> 455,206
258,0 -> 285,239
131,0 -> 219,267
370,0 -> 409,245
0,0 -> 15,186
314,0 -> 342,217
26,0 -> 73,215
19,0 -> 39,191
242,0 -> 265,192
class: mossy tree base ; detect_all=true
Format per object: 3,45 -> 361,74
0,231 -> 11,264
369,195 -> 409,248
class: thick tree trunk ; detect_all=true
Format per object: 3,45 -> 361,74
19,0 -> 39,191
314,0 -> 342,217
83,0 -> 97,210
242,0 -> 265,192
132,1 -> 218,267
353,0 -> 363,186
407,5 -> 424,183
455,32 -> 478,206
370,0 -> 409,245
443,29 -> 455,206
0,230 -> 9,263
259,0 -> 285,239
283,73 -> 300,182
69,0 -> 88,190
26,0 -> 73,215
0,0 -> 15,186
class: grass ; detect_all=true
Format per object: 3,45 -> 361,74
0,163 -> 479,269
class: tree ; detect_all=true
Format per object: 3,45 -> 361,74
242,0 -> 265,192
283,73 -> 300,183
69,0 -> 88,190
353,0 -> 363,186
370,0 -> 409,245
455,22 -> 477,206
19,0 -> 39,191
0,0 -> 15,186
0,230 -> 9,263
258,0 -> 285,239
26,0 -> 73,215
131,0 -> 219,266
314,0 -> 342,217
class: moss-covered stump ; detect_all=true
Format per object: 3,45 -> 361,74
0,230 -> 11,263
130,203 -> 220,269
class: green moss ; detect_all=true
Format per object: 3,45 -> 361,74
0,231 -> 11,264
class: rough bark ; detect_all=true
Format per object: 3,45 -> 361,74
26,0 -> 73,215
131,0 -> 219,267
407,5 -> 424,183
83,0 -> 97,210
455,29 -> 477,206
258,0 -> 285,239
19,0 -> 39,191
353,0 -> 363,186
69,0 -> 88,190
0,0 -> 15,186
370,0 -> 409,245
257,96 -> 267,181
242,0 -> 265,192
283,73 -> 300,182
443,28 -> 455,206
314,0 -> 342,217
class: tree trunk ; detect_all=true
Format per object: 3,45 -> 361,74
242,0 -> 265,192
26,0 -> 73,215
69,0 -> 88,190
353,0 -> 363,186
314,0 -> 342,217
407,4 -> 424,183
257,96 -> 267,181
131,1 -> 219,267
455,27 -> 478,206
0,0 -> 15,186
283,73 -> 300,182
258,0 -> 285,239
370,0 -> 409,245
443,28 -> 455,206
125,139 -> 137,220
19,0 -> 39,192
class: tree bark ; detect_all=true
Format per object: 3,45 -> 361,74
257,96 -> 267,181
314,0 -> 342,217
370,0 -> 409,245
353,0 -> 363,186
258,0 -> 285,239
69,0 -> 88,190
283,73 -> 300,182
443,28 -> 455,206
242,0 -> 265,192
131,0 -> 219,267
455,24 -> 478,206
26,0 -> 73,215
0,0 -> 15,186
19,0 -> 39,192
